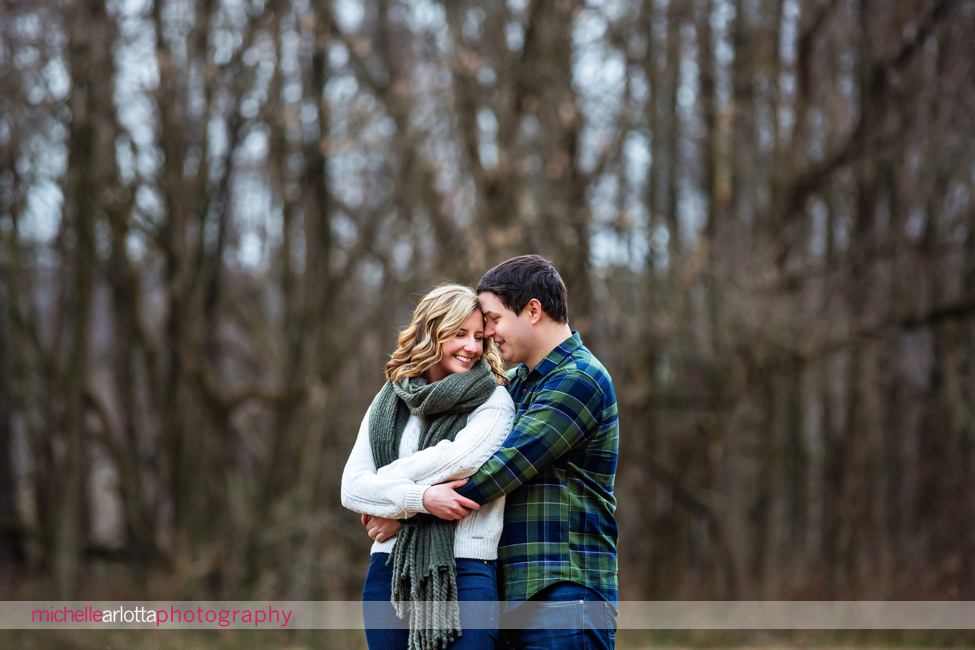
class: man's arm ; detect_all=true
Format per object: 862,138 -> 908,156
453,369 -> 603,504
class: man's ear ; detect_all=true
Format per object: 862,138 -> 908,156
526,298 -> 543,325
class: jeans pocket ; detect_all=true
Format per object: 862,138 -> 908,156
594,600 -> 618,632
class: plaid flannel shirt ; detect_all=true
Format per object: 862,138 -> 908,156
455,331 -> 619,603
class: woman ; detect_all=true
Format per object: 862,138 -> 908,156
341,284 -> 514,650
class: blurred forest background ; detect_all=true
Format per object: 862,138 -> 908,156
2,0 -> 975,606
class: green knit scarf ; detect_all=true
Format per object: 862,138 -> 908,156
368,360 -> 497,650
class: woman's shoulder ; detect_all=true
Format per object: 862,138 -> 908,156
480,384 -> 514,413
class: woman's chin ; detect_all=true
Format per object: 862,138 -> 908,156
445,360 -> 478,375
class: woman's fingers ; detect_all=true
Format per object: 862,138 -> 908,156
365,518 -> 400,540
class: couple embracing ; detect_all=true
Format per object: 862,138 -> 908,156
341,255 -> 619,650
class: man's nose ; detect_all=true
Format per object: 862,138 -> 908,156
484,324 -> 495,338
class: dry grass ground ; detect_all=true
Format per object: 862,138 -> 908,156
2,629 -> 975,649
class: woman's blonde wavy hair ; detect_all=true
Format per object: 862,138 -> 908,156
385,284 -> 506,384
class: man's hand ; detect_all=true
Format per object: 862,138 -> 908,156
421,479 -> 481,520
360,514 -> 401,543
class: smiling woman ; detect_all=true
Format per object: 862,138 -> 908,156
424,310 -> 486,381
340,283 -> 515,650
383,284 -> 506,384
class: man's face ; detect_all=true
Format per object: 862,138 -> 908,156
478,291 -> 534,365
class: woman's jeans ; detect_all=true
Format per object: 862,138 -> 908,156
362,552 -> 499,650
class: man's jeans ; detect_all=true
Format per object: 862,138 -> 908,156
361,552 -> 500,650
501,581 -> 618,650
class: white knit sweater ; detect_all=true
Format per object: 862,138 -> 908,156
340,384 -> 514,560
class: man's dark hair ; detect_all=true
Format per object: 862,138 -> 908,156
477,255 -> 568,323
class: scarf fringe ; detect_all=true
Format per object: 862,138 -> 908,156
390,525 -> 462,650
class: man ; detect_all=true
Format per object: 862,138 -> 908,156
422,255 -> 620,648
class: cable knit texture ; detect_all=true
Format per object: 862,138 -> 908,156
341,386 -> 513,560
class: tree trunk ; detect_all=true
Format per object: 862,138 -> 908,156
0,280 -> 25,570
54,0 -> 114,596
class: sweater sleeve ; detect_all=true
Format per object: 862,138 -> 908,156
375,390 -> 515,487
340,406 -> 430,518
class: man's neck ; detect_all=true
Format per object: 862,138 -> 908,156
525,323 -> 573,371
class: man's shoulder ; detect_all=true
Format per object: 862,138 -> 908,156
557,347 -> 615,395
536,362 -> 612,412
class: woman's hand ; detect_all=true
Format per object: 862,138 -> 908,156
361,514 -> 401,543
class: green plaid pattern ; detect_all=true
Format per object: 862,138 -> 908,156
455,331 -> 619,602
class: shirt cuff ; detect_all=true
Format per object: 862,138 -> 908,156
401,485 -> 430,515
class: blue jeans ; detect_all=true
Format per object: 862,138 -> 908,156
362,552 -> 500,650
501,581 -> 618,650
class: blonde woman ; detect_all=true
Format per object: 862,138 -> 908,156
341,284 -> 514,650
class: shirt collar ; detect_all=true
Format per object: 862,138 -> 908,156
516,331 -> 583,382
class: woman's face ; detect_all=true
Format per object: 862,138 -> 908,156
425,309 -> 485,382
